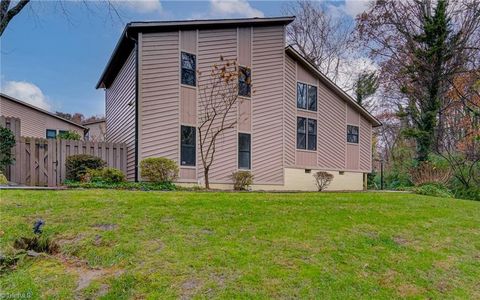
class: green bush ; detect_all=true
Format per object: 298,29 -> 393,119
452,186 -> 480,201
85,167 -> 126,183
413,183 -> 453,198
231,171 -> 253,190
0,172 -> 8,185
140,157 -> 178,183
65,180 -> 176,191
57,130 -> 81,141
0,126 -> 16,173
65,154 -> 106,181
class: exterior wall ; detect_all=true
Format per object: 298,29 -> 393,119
105,50 -> 136,180
84,121 -> 106,142
0,96 -> 84,138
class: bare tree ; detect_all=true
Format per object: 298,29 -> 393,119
313,171 -> 334,191
197,56 -> 246,189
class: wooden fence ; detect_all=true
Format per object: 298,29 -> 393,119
2,116 -> 128,186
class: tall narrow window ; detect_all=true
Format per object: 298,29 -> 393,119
238,133 -> 251,169
307,119 -> 317,150
46,129 -> 56,139
308,85 -> 317,111
347,125 -> 359,143
238,66 -> 251,97
181,126 -> 196,166
297,117 -> 306,149
181,52 -> 196,86
297,83 -> 307,109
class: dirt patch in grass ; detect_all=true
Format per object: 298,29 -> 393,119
393,236 -> 410,246
180,278 -> 203,299
396,283 -> 423,297
13,236 -> 59,254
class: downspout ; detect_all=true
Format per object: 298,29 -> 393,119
126,28 -> 139,182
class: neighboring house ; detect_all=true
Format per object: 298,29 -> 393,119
83,119 -> 106,141
0,93 -> 86,139
96,16 -> 381,190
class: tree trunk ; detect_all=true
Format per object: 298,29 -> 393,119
204,168 -> 210,189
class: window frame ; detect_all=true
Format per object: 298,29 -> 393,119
238,133 -> 251,170
346,125 -> 360,144
238,66 -> 251,97
297,117 -> 317,151
296,117 -> 307,150
297,81 -> 317,112
180,125 -> 196,166
46,129 -> 57,139
181,51 -> 196,87
296,82 -> 307,110
307,119 -> 317,151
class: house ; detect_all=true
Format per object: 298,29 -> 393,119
83,119 -> 106,142
0,93 -> 86,139
96,16 -> 381,190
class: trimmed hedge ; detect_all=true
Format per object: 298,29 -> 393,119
65,180 -> 176,191
65,154 -> 106,181
140,157 -> 178,183
85,167 -> 126,183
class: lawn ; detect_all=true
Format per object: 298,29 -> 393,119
0,190 -> 479,299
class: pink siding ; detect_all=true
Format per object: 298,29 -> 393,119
105,50 -> 136,180
346,144 -> 359,170
180,86 -> 196,125
360,116 -> 372,171
238,99 -> 251,132
180,30 -> 197,53
296,151 -> 316,167
180,167 -> 196,181
139,32 -> 180,161
317,77 -> 347,170
252,26 -> 285,184
347,105 -> 360,125
284,54 -> 296,167
197,28 -> 238,183
296,63 -> 316,85
238,27 -> 251,66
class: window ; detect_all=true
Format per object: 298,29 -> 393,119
181,52 -> 196,86
297,117 -> 306,149
297,82 -> 317,111
347,125 -> 359,143
297,83 -> 307,109
307,119 -> 317,150
297,117 -> 317,150
308,85 -> 317,111
238,133 -> 251,169
181,126 -> 196,166
46,129 -> 56,139
238,66 -> 251,97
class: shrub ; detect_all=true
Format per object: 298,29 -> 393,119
65,180 -> 176,191
65,154 -> 106,181
57,130 -> 81,141
0,172 -> 8,185
409,161 -> 451,186
85,167 -> 126,183
313,171 -> 334,191
231,171 -> 253,190
140,157 -> 178,183
413,183 -> 453,198
0,126 -> 16,173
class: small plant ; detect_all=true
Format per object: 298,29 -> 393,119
313,171 -> 334,191
85,167 -> 126,183
65,154 -> 106,181
65,180 -> 176,191
0,126 -> 16,173
140,157 -> 178,183
409,161 -> 451,186
57,130 -> 81,140
0,172 -> 7,185
231,171 -> 253,190
413,183 -> 454,198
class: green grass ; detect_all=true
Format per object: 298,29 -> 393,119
1,190 -> 479,299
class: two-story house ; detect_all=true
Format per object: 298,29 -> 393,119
96,16 -> 381,191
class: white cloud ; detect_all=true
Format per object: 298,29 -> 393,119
1,81 -> 53,111
115,0 -> 162,13
208,0 -> 264,18
342,0 -> 370,17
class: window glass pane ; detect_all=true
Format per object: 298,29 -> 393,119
181,126 -> 196,166
238,133 -> 251,169
297,83 -> 307,109
296,117 -> 306,149
239,152 -> 250,169
181,52 -> 196,86
238,67 -> 251,97
307,119 -> 317,150
308,85 -> 317,111
307,119 -> 317,135
46,129 -> 56,139
347,125 -> 359,144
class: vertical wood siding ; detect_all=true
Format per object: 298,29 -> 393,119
139,32 -> 180,161
197,28 -> 238,182
346,144 -> 359,170
238,27 -> 251,67
238,99 -> 251,132
360,116 -> 372,171
252,26 -> 285,184
105,50 -> 136,180
180,30 -> 197,53
180,86 -> 197,125
346,105 -> 360,125
296,63 -> 316,85
284,54 -> 296,167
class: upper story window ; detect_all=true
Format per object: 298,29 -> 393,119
297,82 -> 317,111
181,125 -> 196,166
347,125 -> 359,144
46,129 -> 56,139
238,133 -> 251,169
297,117 -> 317,150
238,66 -> 251,97
181,52 -> 196,86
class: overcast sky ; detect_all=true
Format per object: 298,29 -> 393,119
0,0 -> 369,117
